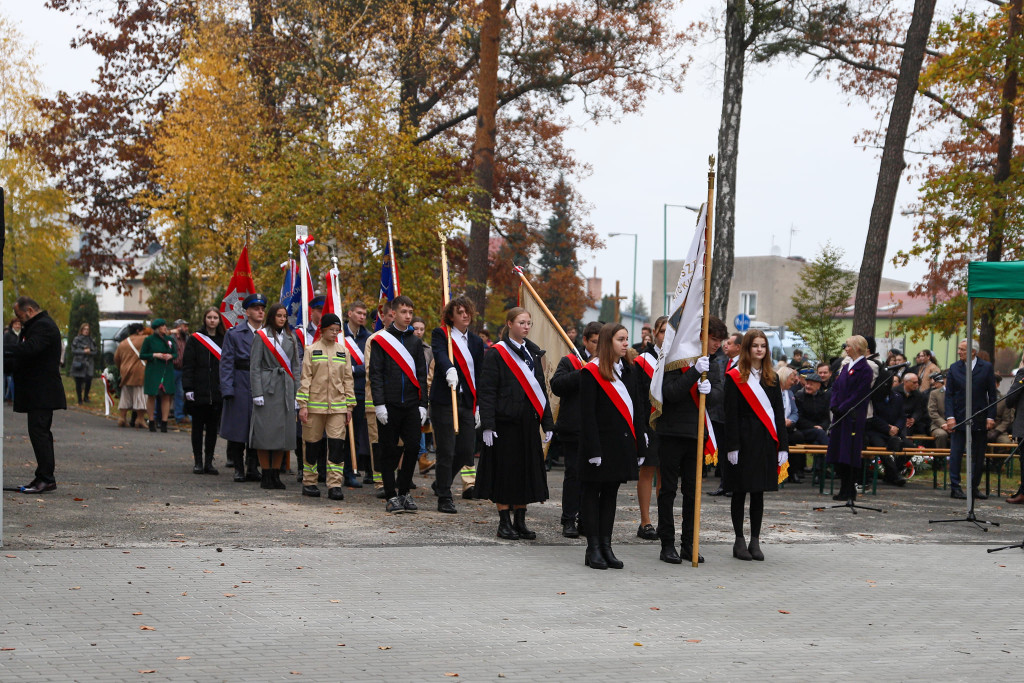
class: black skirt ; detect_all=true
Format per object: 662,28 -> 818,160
476,413 -> 549,506
641,430 -> 660,469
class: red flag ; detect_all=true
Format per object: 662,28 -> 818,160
220,245 -> 256,329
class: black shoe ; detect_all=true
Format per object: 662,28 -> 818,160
659,544 -> 682,564
733,536 -> 752,561
344,474 -> 363,488
272,469 -> 287,490
438,498 -> 457,514
462,485 -> 476,500
636,524 -> 658,541
431,480 -> 440,497
385,496 -> 405,514
833,493 -> 848,501
497,510 -> 519,539
973,489 -> 988,500
562,520 -> 580,538
148,420 -> 156,432
328,487 -> 345,500
708,486 -> 727,496
951,487 -> 967,500
233,471 -> 247,482
203,458 -> 219,475
409,481 -> 418,490
747,536 -> 764,561
193,463 -> 204,474
362,473 -> 374,485
599,537 -> 623,569
401,494 -> 418,512
302,485 -> 321,497
375,488 -> 388,499
246,469 -> 261,482
19,481 -> 56,494
679,543 -> 705,564
585,539 -> 608,569
513,509 -> 536,540
260,470 -> 274,490
160,420 -> 168,433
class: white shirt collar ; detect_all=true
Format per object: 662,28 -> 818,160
508,337 -> 526,352
613,359 -> 623,379
247,322 -> 259,334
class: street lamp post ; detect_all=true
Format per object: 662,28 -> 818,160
663,204 -> 702,315
609,232 -> 638,341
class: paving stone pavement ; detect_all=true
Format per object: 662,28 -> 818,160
2,544 -> 1023,682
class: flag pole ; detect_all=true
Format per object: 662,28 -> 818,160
513,267 -> 583,361
439,233 -> 460,434
691,155 -> 716,568
296,225 -> 310,336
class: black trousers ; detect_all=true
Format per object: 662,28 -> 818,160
559,437 -> 581,523
786,426 -> 806,474
74,376 -> 92,403
350,400 -> 370,473
950,428 -> 987,490
190,403 -> 222,463
27,409 -> 56,485
226,441 -> 256,473
580,481 -> 619,538
432,402 -> 476,499
378,404 -> 421,498
657,435 -> 698,547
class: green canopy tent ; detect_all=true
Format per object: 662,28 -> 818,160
945,261 -> 1024,527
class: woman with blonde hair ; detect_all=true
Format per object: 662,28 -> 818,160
477,307 -> 554,540
723,329 -> 788,561
826,335 -> 873,503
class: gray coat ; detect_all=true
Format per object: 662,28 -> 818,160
248,329 -> 300,451
70,334 -> 96,378
219,323 -> 257,443
1009,368 -> 1024,441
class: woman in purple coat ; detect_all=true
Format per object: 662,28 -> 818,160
826,335 -> 873,502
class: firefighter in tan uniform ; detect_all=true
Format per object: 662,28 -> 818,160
297,313 -> 356,500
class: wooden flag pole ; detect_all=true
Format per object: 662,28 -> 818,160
439,234 -> 459,434
691,155 -> 716,568
514,267 -> 584,362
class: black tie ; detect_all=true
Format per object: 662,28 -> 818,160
515,344 -> 534,371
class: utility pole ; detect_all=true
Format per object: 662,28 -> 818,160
612,280 -> 628,325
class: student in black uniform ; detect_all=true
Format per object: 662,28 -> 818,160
477,307 -> 554,540
577,323 -> 645,569
723,330 -> 788,562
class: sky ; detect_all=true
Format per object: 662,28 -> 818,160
5,0 -> 927,321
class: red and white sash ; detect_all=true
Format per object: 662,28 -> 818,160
445,326 -> 477,410
344,335 -> 364,365
635,352 -> 657,380
494,341 -> 547,418
373,329 -> 421,397
727,367 -> 778,445
566,352 -> 585,371
191,332 -> 222,360
584,361 -> 635,440
257,328 -> 294,379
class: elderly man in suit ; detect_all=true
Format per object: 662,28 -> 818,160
945,339 -> 999,500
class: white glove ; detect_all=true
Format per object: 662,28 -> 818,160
475,408 -> 481,429
294,400 -> 300,410
544,431 -> 552,443
253,396 -> 265,406
697,379 -> 711,395
588,456 -> 602,466
778,451 -> 789,466
419,407 -> 428,425
445,367 -> 459,390
375,405 -> 388,425
185,392 -> 194,402
638,457 -> 645,466
695,355 -> 710,374
644,433 -> 649,447
483,429 -> 497,447
727,450 -> 739,465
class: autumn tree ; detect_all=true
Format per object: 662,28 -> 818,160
787,243 -> 856,361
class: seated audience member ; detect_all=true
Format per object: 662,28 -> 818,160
927,373 -> 950,449
816,361 -> 833,390
989,373 -> 1015,445
913,350 -> 941,393
899,373 -> 928,436
777,367 -> 805,482
865,381 -> 909,486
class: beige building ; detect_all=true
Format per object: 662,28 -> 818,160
651,255 -> 908,329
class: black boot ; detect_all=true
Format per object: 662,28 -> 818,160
679,539 -> 705,564
193,451 -> 204,475
585,537 -> 608,569
748,536 -> 764,561
160,420 -> 168,433
271,468 -> 287,490
204,453 -> 219,475
599,537 -> 623,569
246,451 -> 261,482
233,448 -> 246,482
659,541 -> 682,564
513,508 -> 537,540
149,418 -> 156,433
496,509 -> 519,540
260,469 -> 274,490
733,535 -> 753,561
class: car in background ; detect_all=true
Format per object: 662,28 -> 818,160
100,319 -> 145,368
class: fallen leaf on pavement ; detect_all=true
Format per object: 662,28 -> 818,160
378,646 -> 391,650
445,674 -> 459,677
132,612 -> 143,616
556,592 -> 566,595
176,656 -> 190,660
223,594 -> 236,598
4,555 -> 14,558
687,639 -> 702,643
140,626 -> 155,631
337,644 -> 345,647
330,600 -> 340,603
139,670 -> 156,674
1,648 -> 15,651
69,587 -> 81,590
633,642 -> 643,647
778,610 -> 790,614
73,498 -> 84,501
290,672 -> 301,675
650,607 -> 660,611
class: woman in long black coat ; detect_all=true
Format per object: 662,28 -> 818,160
182,307 -> 226,475
578,323 -> 645,570
724,329 -> 788,562
477,307 -> 555,540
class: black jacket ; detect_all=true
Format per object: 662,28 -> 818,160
478,335 -> 555,432
579,362 -> 646,483
868,387 -> 905,435
429,326 -> 485,409
795,388 -> 831,432
550,351 -> 589,438
900,387 -> 927,433
5,311 -> 67,413
705,348 -> 726,425
654,363 -> 722,439
182,332 -> 224,406
344,323 -> 370,401
368,324 -> 428,409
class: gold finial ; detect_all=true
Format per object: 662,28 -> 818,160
708,155 -> 716,172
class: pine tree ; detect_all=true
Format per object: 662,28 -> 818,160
787,244 -> 856,362
538,175 -> 577,277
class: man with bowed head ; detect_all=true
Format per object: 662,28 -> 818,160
220,293 -> 267,483
945,338 -> 998,501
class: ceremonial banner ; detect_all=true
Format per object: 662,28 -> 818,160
219,246 -> 256,329
374,232 -> 401,330
280,258 -> 300,329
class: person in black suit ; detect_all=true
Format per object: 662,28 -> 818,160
944,339 -> 999,500
550,321 -> 602,538
1004,366 -> 1024,504
429,296 -> 485,514
4,297 -> 67,493
578,323 -> 645,569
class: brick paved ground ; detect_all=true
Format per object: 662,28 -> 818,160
3,407 -> 1024,681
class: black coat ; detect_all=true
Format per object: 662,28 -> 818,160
900,387 -> 927,433
654,363 -> 722,439
723,371 -> 788,493
944,358 -> 998,429
795,388 -> 831,431
368,324 -> 428,409
182,332 -> 224,406
478,336 -> 555,433
868,387 -> 905,435
5,311 -> 67,413
429,326 -> 485,409
1008,368 -> 1024,441
578,362 -> 645,483
550,351 -> 588,438
344,323 -> 370,401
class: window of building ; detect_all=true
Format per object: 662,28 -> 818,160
740,291 -> 757,317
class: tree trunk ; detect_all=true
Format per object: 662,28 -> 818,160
466,0 -> 501,324
979,0 -> 1020,360
851,0 -> 937,337
710,0 -> 746,322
